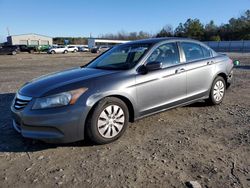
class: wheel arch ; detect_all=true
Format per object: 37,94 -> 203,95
87,94 -> 135,122
84,94 -> 135,133
83,94 -> 135,140
217,72 -> 227,83
110,95 -> 135,123
216,72 -> 231,89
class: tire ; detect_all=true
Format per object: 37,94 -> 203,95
51,50 -> 55,54
11,51 -> 17,55
73,49 -> 77,53
206,76 -> 226,105
86,97 -> 129,144
64,50 -> 68,54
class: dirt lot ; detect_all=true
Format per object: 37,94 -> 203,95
0,52 -> 249,188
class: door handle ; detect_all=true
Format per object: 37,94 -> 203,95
207,61 -> 214,65
175,68 -> 185,74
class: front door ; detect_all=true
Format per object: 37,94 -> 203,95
136,42 -> 186,116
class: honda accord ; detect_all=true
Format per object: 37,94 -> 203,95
11,38 -> 234,144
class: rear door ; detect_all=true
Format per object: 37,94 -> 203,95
136,42 -> 186,116
57,46 -> 64,53
180,42 -> 215,99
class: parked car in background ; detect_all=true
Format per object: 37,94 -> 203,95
67,46 -> 78,53
91,46 -> 110,53
12,45 -> 36,53
0,46 -> 18,55
48,46 -> 66,54
37,45 -> 50,52
3,45 -> 36,53
78,46 -> 89,52
48,46 -> 78,54
11,38 -> 235,145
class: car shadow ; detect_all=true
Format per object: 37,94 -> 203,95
0,93 -> 93,153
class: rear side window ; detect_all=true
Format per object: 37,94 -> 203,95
147,43 -> 180,68
181,42 -> 204,62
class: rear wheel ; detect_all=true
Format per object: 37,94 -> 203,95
64,50 -> 68,54
73,49 -> 77,53
11,51 -> 17,55
51,50 -> 55,54
207,76 -> 226,105
86,97 -> 129,144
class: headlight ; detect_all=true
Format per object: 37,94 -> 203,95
32,88 -> 88,109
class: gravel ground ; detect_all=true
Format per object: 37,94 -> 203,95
0,52 -> 249,188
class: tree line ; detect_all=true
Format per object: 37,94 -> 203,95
102,10 -> 250,41
53,37 -> 87,45
53,10 -> 249,44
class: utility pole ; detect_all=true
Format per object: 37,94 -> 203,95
6,27 -> 10,36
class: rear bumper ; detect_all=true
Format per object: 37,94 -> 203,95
11,102 -> 89,144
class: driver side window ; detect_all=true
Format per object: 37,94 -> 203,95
146,43 -> 180,68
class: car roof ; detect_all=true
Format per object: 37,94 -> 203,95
126,37 -> 199,45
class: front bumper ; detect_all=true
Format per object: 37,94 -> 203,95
11,99 -> 90,143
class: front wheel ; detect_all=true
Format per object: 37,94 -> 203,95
73,49 -> 77,53
64,50 -> 68,54
206,76 -> 226,105
86,97 -> 129,144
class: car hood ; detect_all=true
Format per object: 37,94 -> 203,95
19,67 -> 117,97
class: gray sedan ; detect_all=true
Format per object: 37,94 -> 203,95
11,38 -> 234,144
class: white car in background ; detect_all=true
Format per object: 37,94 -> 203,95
48,45 -> 78,54
67,46 -> 78,53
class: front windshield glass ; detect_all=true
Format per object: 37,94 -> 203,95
87,43 -> 151,70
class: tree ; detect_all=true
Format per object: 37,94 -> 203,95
174,23 -> 185,37
204,20 -> 218,40
183,19 -> 204,40
209,35 -> 221,41
218,10 -> 250,40
156,25 -> 173,38
174,19 -> 204,40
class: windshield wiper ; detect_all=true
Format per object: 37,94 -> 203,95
95,66 -> 118,70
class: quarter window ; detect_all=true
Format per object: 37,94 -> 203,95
147,43 -> 180,68
200,45 -> 212,58
181,42 -> 204,62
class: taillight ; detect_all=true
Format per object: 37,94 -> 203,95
229,58 -> 233,65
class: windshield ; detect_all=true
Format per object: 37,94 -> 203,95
87,43 -> 151,70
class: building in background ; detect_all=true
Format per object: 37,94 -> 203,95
7,33 -> 53,46
88,38 -> 130,48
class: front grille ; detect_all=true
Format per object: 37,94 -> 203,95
14,93 -> 32,110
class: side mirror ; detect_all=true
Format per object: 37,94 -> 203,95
146,61 -> 163,71
233,60 -> 240,66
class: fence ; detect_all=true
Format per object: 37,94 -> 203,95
204,40 -> 250,53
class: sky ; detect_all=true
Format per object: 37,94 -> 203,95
0,0 -> 249,42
